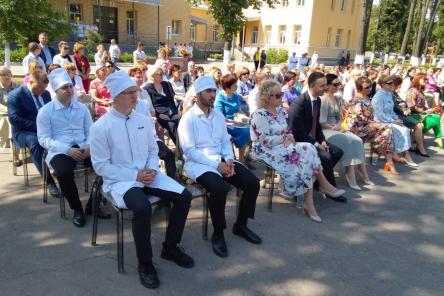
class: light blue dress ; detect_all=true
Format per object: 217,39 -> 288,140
372,89 -> 411,153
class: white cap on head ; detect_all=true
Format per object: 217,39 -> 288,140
194,76 -> 217,94
49,68 -> 72,92
104,70 -> 136,99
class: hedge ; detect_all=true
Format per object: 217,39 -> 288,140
265,48 -> 288,64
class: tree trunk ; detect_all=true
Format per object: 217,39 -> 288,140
412,0 -> 431,66
400,0 -> 418,58
422,0 -> 441,54
356,0 -> 373,64
223,39 -> 232,66
4,41 -> 11,68
412,0 -> 424,53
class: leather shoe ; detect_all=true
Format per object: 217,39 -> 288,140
72,209 -> 86,227
48,183 -> 60,198
211,232 -> 228,258
85,206 -> 111,219
327,195 -> 347,203
232,223 -> 262,244
161,243 -> 194,268
138,262 -> 159,289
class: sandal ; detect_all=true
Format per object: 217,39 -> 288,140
14,159 -> 23,167
383,162 -> 400,176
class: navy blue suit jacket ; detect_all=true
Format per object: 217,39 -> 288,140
38,45 -> 56,66
7,85 -> 51,147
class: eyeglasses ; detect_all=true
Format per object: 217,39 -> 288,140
385,82 -> 394,85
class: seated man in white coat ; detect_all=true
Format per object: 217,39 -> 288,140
178,76 -> 262,259
89,71 -> 193,290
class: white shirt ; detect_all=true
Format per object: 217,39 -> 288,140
90,108 -> 183,208
248,87 -> 260,114
343,79 -> 357,102
169,78 -> 186,98
53,54 -> 77,70
178,104 -> 234,181
137,89 -> 155,116
109,44 -> 120,58
133,50 -> 146,62
94,52 -> 104,66
22,53 -> 46,74
310,53 -> 318,66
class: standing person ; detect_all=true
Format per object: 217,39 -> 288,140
109,39 -> 121,64
7,71 -> 59,197
133,42 -> 146,64
253,47 -> 260,71
53,41 -> 76,70
73,42 -> 91,93
288,52 -> 298,71
22,42 -> 46,74
310,51 -> 319,67
90,70 -> 194,290
297,53 -> 309,71
346,51 -> 351,65
259,50 -> 267,71
178,76 -> 262,258
38,32 -> 56,69
288,72 -> 346,203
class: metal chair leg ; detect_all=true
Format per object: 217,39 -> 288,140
117,210 -> 124,273
59,184 -> 66,218
11,140 -> 17,176
267,169 -> 275,212
91,180 -> 100,246
42,156 -> 48,203
84,170 -> 89,193
202,192 -> 208,241
22,148 -> 29,186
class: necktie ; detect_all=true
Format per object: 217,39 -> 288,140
33,95 -> 43,110
310,99 -> 318,140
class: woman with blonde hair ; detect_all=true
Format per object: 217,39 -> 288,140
209,66 -> 222,91
154,47 -> 172,71
73,42 -> 91,92
89,66 -> 112,117
250,80 -> 345,223
22,61 -> 44,85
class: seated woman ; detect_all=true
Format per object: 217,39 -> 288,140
144,66 -> 179,145
236,67 -> 252,115
169,64 -> 186,103
250,80 -> 345,223
392,75 -> 428,156
89,66 -> 112,118
128,68 -> 155,117
406,73 -> 444,149
320,74 -> 372,191
154,47 -> 171,71
209,66 -> 222,92
372,75 -> 418,169
424,68 -> 441,108
215,74 -> 250,162
281,70 -> 302,110
346,77 -> 399,174
248,72 -> 267,114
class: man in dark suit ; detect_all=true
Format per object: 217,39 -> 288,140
8,71 -> 59,197
38,32 -> 56,70
182,61 -> 196,92
288,72 -> 346,203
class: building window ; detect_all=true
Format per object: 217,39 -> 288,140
278,25 -> 286,44
190,25 -> 196,41
326,27 -> 332,47
69,4 -> 82,23
172,19 -> 182,35
293,25 -> 302,45
213,25 -> 219,42
351,0 -> 355,13
297,0 -> 305,6
282,0 -> 289,6
346,30 -> 351,48
265,25 -> 272,44
335,29 -> 343,47
251,26 -> 258,44
126,11 -> 135,36
340,0 -> 346,12
331,0 -> 335,10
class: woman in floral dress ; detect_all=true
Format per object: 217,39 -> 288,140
345,76 -> 400,175
250,80 -> 345,223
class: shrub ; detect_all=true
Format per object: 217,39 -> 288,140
266,48 -> 288,64
209,53 -> 223,60
119,52 -> 133,63
0,47 -> 27,63
82,29 -> 104,54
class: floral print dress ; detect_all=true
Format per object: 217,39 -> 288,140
250,107 -> 321,196
344,97 -> 393,155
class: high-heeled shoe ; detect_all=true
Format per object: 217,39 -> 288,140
303,208 -> 322,223
319,188 -> 346,198
383,162 -> 400,175
345,174 -> 362,191
415,150 -> 430,157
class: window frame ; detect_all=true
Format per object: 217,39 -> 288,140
293,25 -> 302,45
265,25 -> 272,44
278,25 -> 286,44
69,3 -> 82,23
251,26 -> 259,44
126,10 -> 136,36
172,19 -> 182,36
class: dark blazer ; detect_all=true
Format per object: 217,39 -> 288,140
7,85 -> 51,147
276,72 -> 285,84
144,81 -> 178,117
38,45 -> 56,66
182,72 -> 195,92
288,91 -> 325,145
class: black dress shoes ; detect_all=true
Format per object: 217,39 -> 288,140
161,243 -> 194,268
232,223 -> 263,244
327,195 -> 347,203
85,206 -> 111,219
48,183 -> 60,198
211,232 -> 228,258
138,262 -> 159,289
73,209 -> 86,227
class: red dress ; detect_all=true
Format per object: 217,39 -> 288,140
73,53 -> 91,93
90,79 -> 111,117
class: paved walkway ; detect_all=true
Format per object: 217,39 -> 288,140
0,137 -> 443,296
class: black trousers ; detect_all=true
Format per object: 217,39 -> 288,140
157,140 -> 176,178
157,117 -> 178,145
196,161 -> 260,233
123,186 -> 191,265
50,154 -> 92,211
316,143 -> 343,187
254,61 -> 259,71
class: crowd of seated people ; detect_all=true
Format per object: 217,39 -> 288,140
3,35 -> 444,290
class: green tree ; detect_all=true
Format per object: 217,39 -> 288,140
0,0 -> 71,66
190,0 -> 278,63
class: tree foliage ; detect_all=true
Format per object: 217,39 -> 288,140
0,0 -> 71,46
